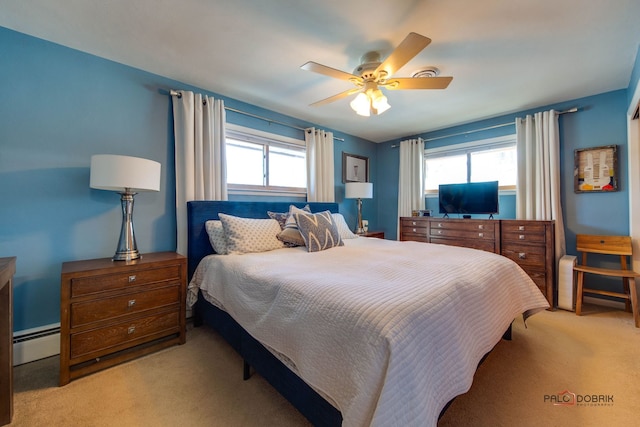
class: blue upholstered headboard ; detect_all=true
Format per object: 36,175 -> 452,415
187,201 -> 339,280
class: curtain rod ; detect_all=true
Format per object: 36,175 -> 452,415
391,107 -> 579,147
169,90 -> 344,142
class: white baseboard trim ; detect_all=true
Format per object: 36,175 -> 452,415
13,323 -> 60,366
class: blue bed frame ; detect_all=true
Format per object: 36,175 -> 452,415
186,200 -> 511,425
187,201 -> 342,426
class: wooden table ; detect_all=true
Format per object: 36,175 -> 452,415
0,257 -> 16,425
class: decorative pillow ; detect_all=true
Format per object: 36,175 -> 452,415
331,213 -> 358,239
293,210 -> 344,252
218,214 -> 285,254
268,204 -> 311,229
205,220 -> 228,254
274,205 -> 312,247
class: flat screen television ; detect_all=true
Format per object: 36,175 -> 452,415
438,181 -> 499,216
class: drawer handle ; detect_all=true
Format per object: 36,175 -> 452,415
478,225 -> 484,230
519,226 -> 525,231
412,221 -> 417,226
412,228 -> 417,232
519,235 -> 525,240
128,275 -> 136,283
438,230 -> 443,235
437,223 -> 443,228
128,326 -> 136,335
128,299 -> 136,308
478,233 -> 484,237
519,252 -> 526,259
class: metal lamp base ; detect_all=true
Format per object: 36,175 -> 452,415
113,191 -> 140,262
355,197 -> 366,235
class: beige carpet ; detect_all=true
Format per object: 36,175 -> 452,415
9,303 -> 640,427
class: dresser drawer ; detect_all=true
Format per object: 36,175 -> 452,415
430,220 -> 494,232
70,285 -> 181,328
70,310 -> 180,360
518,266 -> 547,293
400,219 -> 428,239
71,265 -> 181,297
502,231 -> 547,244
501,221 -> 548,233
502,243 -> 546,267
430,227 -> 495,240
430,237 -> 497,253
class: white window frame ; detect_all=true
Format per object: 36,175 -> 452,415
424,134 -> 517,197
226,123 -> 307,197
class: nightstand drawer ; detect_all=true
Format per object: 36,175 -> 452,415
70,285 -> 181,328
71,265 -> 181,297
70,310 -> 180,360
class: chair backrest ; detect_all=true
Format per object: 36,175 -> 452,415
576,234 -> 633,269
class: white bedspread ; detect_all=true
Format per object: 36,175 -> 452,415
188,238 -> 549,427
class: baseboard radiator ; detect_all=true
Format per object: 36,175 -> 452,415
13,324 -> 60,366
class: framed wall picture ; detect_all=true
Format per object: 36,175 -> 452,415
574,144 -> 618,193
342,152 -> 369,183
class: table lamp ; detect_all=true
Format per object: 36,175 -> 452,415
345,182 -> 373,234
90,154 -> 161,261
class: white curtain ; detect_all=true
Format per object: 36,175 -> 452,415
397,138 -> 425,237
515,110 -> 566,264
172,90 -> 227,255
305,127 -> 335,202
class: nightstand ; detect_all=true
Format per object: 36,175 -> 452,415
60,252 -> 186,385
362,231 -> 385,239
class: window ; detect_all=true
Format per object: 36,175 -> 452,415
226,125 -> 307,195
424,135 -> 516,193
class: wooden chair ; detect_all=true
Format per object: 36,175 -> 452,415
574,234 -> 640,328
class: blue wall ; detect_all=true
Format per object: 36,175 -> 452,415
0,27 -> 376,332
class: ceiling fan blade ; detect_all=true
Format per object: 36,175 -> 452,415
301,61 -> 361,82
384,76 -> 453,90
309,87 -> 363,107
375,32 -> 431,77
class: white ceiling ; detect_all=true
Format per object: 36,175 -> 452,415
2,0 -> 639,142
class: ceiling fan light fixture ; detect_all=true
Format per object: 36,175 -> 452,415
350,92 -> 371,116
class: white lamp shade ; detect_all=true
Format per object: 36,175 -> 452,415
90,154 -> 161,192
345,182 -> 373,199
350,92 -> 371,117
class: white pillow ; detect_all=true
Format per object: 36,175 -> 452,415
205,220 -> 228,254
331,213 -> 358,239
218,213 -> 285,254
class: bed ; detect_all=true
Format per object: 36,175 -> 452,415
187,201 -> 549,427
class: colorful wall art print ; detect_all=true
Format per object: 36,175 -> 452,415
574,145 -> 618,193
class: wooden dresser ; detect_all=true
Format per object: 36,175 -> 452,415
399,217 -> 555,307
500,220 -> 555,307
400,217 -> 501,254
60,252 -> 186,385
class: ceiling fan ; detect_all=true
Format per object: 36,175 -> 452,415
301,32 -> 453,116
